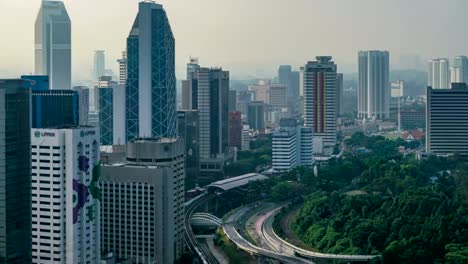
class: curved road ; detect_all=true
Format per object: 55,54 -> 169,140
261,206 -> 379,262
223,205 -> 314,264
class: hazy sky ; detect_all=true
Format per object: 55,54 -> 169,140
1,0 -> 468,80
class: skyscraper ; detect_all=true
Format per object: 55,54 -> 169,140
278,65 -> 292,87
100,138 -> 185,263
198,67 -> 230,159
35,1 -> 71,90
229,111 -> 242,150
303,56 -> 338,155
31,127 -> 100,263
93,50 -> 106,81
97,77 -> 126,145
336,73 -> 343,117
126,2 -> 176,140
177,110 -> 199,189
428,58 -> 450,89
451,56 -> 468,84
426,83 -> 468,156
73,86 -> 90,126
0,79 -> 32,263
358,50 -> 390,120
247,101 -> 266,131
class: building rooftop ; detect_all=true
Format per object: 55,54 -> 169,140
206,173 -> 268,191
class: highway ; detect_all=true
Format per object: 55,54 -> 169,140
184,193 -> 216,264
223,204 -> 314,264
258,205 -> 379,262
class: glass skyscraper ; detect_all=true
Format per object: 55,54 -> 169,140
126,2 -> 176,141
35,1 -> 71,90
0,79 -> 31,263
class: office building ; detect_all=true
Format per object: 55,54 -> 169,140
187,57 -> 200,80
181,80 -> 192,110
451,56 -> 468,84
21,75 -> 79,128
289,71 -> 300,100
428,58 -> 450,89
0,80 -> 32,263
177,110 -> 199,189
229,111 -> 242,150
303,56 -> 338,155
358,50 -> 390,119
94,50 -> 106,81
35,1 -> 71,90
97,78 -> 126,145
269,84 -> 288,107
126,2 -> 177,140
426,84 -> 468,156
272,118 -> 313,171
241,125 -> 251,151
229,90 -> 237,111
74,86 -> 90,126
401,109 -> 426,130
391,80 -> 404,98
31,127 -> 100,263
249,81 -> 270,103
100,138 -> 185,263
198,67 -> 230,158
117,51 -> 127,85
247,101 -> 265,131
336,73 -> 343,117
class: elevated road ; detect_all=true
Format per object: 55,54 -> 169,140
261,206 -> 379,262
184,193 -> 216,264
223,205 -> 314,264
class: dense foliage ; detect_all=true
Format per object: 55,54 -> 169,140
255,132 -> 467,263
224,135 -> 272,177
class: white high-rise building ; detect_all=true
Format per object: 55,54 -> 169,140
428,58 -> 450,89
31,127 -> 100,264
358,50 -> 390,120
100,138 -> 185,263
272,119 -> 313,172
241,125 -> 251,151
303,56 -> 338,155
35,1 -> 71,90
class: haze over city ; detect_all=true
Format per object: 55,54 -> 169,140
2,0 -> 468,79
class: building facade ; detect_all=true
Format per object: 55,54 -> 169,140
272,118 -> 313,171
229,111 -> 242,150
426,84 -> 468,156
428,58 -> 450,89
336,73 -> 343,117
73,86 -> 90,126
126,2 -> 177,140
35,1 -> 71,90
247,101 -> 265,131
197,68 -> 230,159
31,127 -> 101,263
451,56 -> 468,84
358,50 -> 390,120
100,138 -> 185,263
94,50 -> 106,81
0,80 -> 32,263
177,110 -> 199,189
97,78 -> 126,145
303,56 -> 338,155
117,51 -> 127,85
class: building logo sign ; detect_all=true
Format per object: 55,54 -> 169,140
80,130 -> 96,137
34,131 -> 55,138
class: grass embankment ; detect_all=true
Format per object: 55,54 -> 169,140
215,228 -> 256,264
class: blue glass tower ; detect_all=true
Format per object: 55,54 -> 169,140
126,2 -> 176,141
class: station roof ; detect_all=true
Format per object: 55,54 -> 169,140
207,173 -> 268,191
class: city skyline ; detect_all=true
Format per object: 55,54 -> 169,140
2,0 -> 468,79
